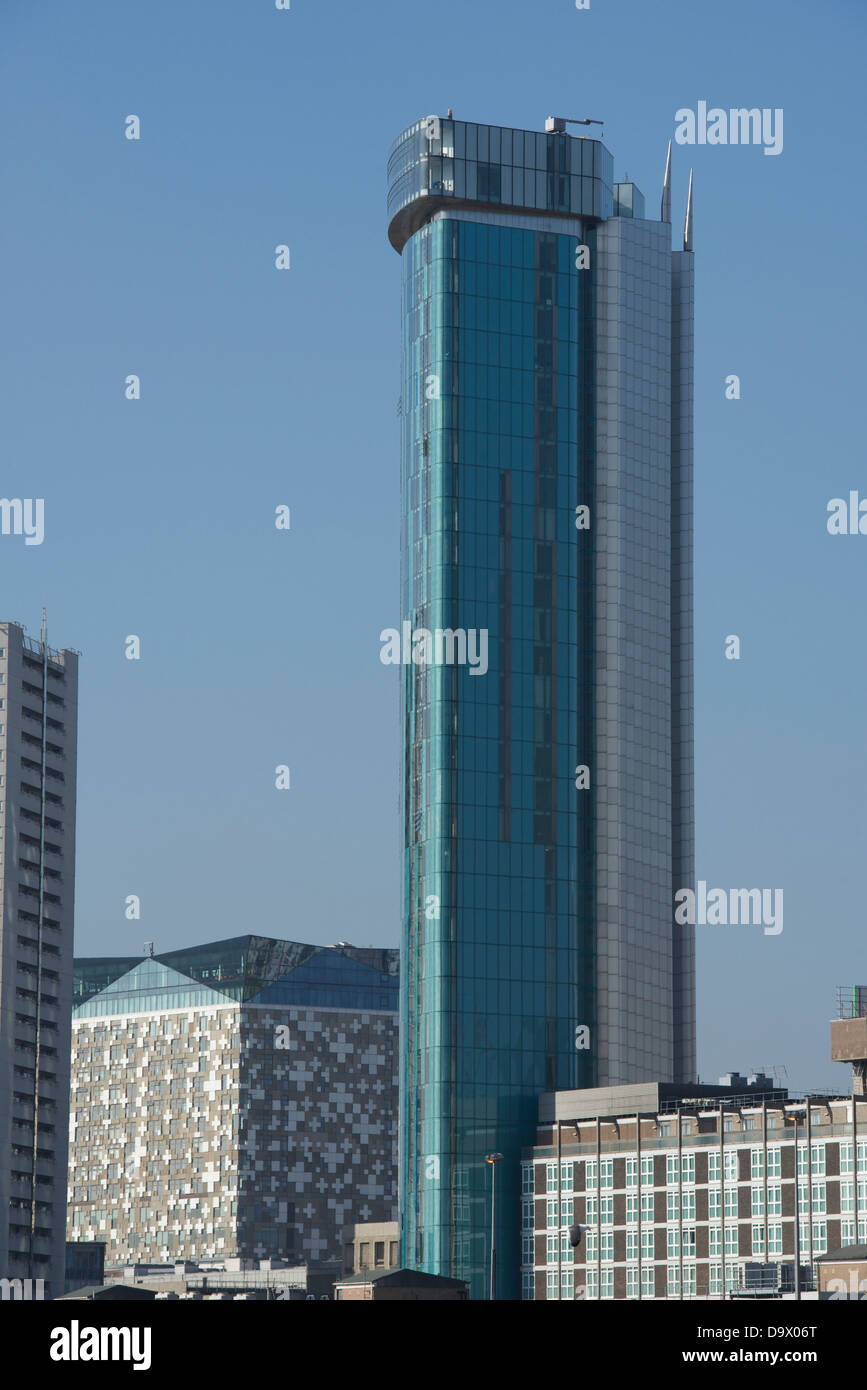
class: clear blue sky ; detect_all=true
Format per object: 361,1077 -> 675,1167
2,0 -> 864,1090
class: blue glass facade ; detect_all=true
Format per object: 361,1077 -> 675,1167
390,117 -> 696,1300
399,211 -> 597,1299
387,118 -> 614,249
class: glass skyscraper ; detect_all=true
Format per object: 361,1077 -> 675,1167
388,115 -> 695,1299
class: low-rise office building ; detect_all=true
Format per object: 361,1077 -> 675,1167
343,1221 -> 399,1275
522,1076 -> 867,1300
102,1256 -> 338,1300
816,1243 -> 867,1299
65,1239 -> 105,1293
334,1268 -> 468,1301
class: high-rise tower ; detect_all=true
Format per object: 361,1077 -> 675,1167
0,619 -> 79,1298
388,115 -> 695,1299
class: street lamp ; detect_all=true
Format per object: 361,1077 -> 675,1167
485,1153 -> 504,1301
784,1110 -> 803,1301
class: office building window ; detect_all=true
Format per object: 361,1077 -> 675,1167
839,1180 -> 866,1213
840,1218 -> 867,1244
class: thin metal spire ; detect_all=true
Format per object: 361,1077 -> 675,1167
661,139 -> 672,223
683,168 -> 694,251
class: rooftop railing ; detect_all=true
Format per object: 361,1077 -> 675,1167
837,985 -> 867,1020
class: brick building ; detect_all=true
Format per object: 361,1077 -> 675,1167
522,1077 -> 867,1299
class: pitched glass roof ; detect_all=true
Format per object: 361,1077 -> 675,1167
73,936 -> 399,1016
